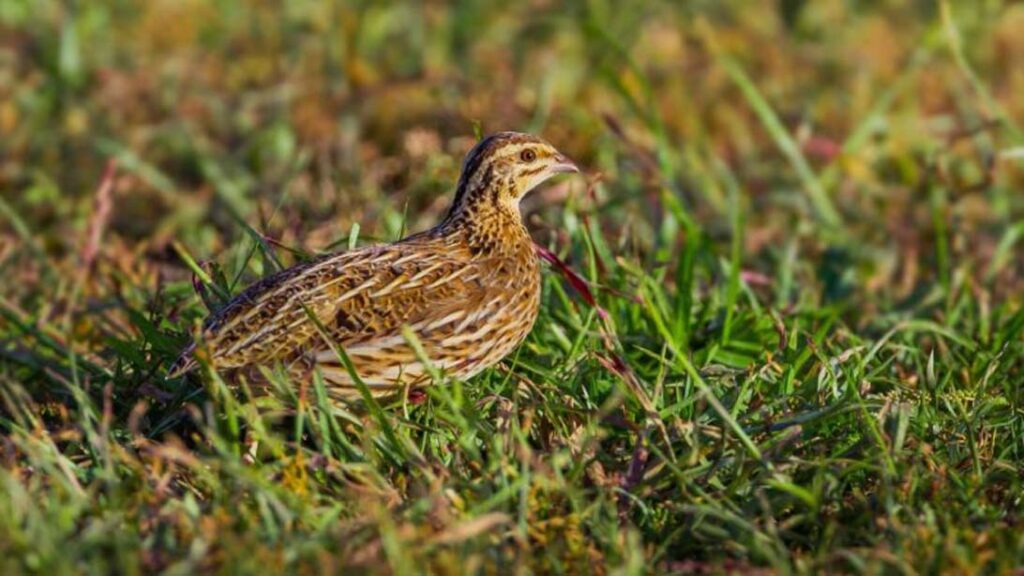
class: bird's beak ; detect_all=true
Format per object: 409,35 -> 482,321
549,153 -> 580,174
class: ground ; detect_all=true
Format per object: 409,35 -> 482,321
1,1 -> 1023,574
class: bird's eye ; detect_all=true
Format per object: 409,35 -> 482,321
520,149 -> 536,162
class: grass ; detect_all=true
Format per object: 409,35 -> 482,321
1,0 -> 1024,574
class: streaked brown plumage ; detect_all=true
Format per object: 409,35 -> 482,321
169,131 -> 578,399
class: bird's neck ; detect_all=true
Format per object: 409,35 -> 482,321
435,179 -> 531,256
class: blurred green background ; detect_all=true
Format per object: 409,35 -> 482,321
3,0 -> 1021,265
2,0 -> 1024,574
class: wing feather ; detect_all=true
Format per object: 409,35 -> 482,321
169,234 -> 489,381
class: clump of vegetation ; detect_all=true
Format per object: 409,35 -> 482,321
1,1 -> 1022,573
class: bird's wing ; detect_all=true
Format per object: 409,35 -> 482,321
169,236 -> 486,377
307,239 -> 496,390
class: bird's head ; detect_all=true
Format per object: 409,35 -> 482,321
445,131 -> 578,222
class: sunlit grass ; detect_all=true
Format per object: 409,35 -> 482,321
1,1 -> 1023,573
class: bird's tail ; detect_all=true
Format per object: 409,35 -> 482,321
166,343 -> 197,378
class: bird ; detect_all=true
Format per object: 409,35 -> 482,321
168,131 -> 579,401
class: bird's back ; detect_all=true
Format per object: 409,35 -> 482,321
173,229 -> 540,397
